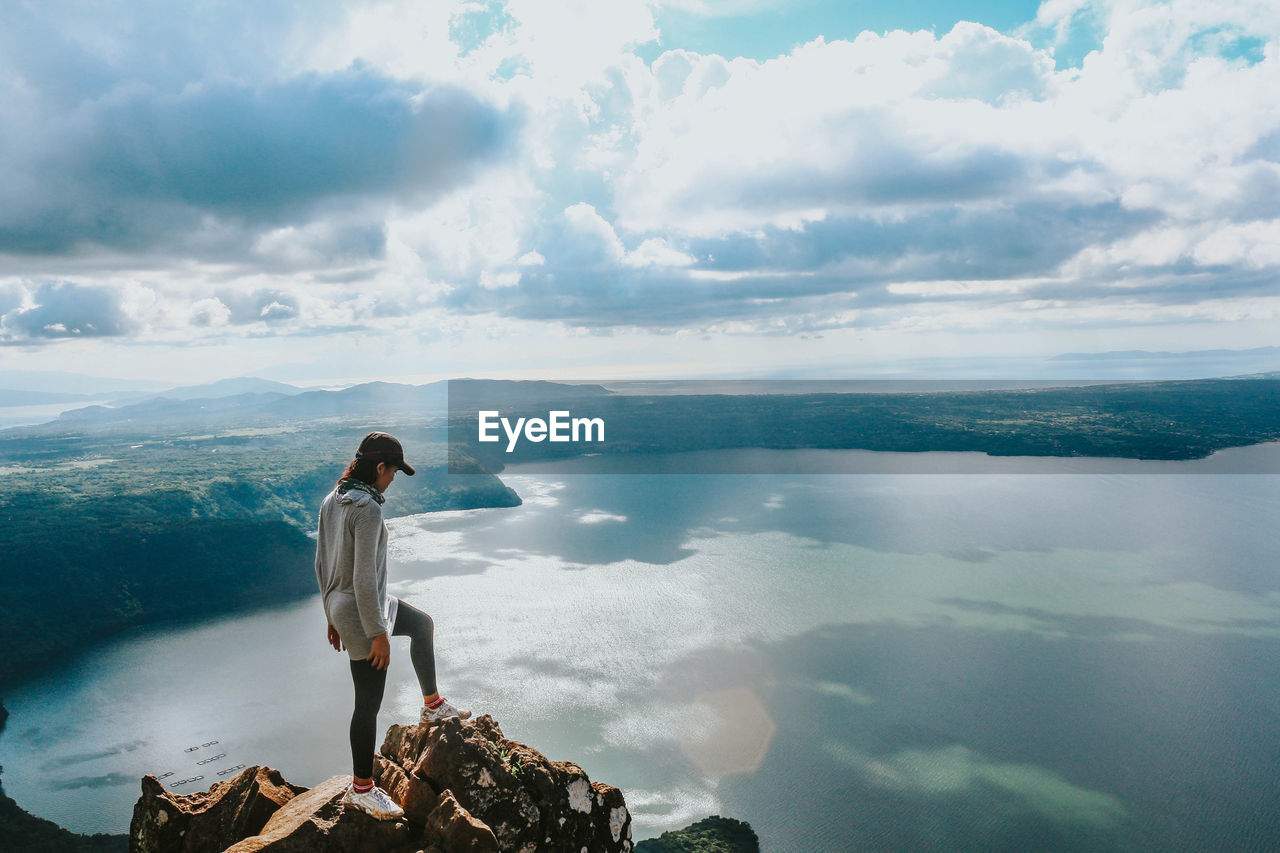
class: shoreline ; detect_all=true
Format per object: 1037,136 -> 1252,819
499,439 -> 1280,476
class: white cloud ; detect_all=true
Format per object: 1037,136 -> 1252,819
386,163 -> 540,284
297,1 -> 467,83
2,0 -> 1279,357
188,297 -> 231,328
562,203 -> 628,265
1193,219 -> 1280,268
0,280 -> 160,340
623,238 -> 696,268
613,30 -> 1065,235
501,0 -> 658,92
612,11 -> 1279,241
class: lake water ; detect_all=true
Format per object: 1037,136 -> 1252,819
3,446 -> 1280,850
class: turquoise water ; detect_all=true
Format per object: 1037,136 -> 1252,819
3,446 -> 1280,850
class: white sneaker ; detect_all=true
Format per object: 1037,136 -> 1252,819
421,697 -> 472,724
340,783 -> 404,820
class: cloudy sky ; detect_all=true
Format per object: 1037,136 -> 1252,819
0,0 -> 1277,385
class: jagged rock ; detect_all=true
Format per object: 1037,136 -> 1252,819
378,714 -> 633,852
129,713 -> 635,852
422,789 -> 500,852
224,775 -> 415,853
374,753 -> 440,824
129,765 -> 305,853
368,756 -> 496,850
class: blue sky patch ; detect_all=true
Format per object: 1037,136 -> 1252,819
637,0 -> 1045,62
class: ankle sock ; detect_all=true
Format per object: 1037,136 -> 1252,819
352,780 -> 374,793
426,696 -> 444,709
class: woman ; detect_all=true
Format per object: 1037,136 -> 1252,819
314,431 -> 471,821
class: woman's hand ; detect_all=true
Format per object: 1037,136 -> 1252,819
327,624 -> 344,652
367,633 -> 391,670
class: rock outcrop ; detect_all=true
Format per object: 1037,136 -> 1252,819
376,715 -> 631,852
128,713 -> 633,852
223,775 -> 416,853
129,765 -> 307,853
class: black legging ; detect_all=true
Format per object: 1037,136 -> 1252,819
349,598 -> 437,778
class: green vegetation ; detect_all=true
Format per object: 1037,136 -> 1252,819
0,419 -> 518,691
635,815 -> 760,852
496,744 -> 527,779
456,377 -> 1280,470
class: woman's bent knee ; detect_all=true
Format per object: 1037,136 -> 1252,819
393,601 -> 434,638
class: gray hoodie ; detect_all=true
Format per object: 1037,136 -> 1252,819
313,485 -> 399,660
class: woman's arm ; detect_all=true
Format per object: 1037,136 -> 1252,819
316,510 -> 341,649
351,504 -> 392,641
314,538 -> 333,626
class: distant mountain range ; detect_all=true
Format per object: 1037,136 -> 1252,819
2,379 -> 617,434
106,375 -> 305,404
36,385 -> 433,432
0,375 -> 304,409
1050,346 -> 1280,362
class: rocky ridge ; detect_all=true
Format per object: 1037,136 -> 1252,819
129,713 -> 636,853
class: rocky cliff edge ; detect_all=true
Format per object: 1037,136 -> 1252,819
128,713 -> 635,853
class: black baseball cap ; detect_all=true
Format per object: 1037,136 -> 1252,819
355,431 -> 415,475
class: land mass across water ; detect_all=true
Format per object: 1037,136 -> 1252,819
451,375 -> 1280,471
